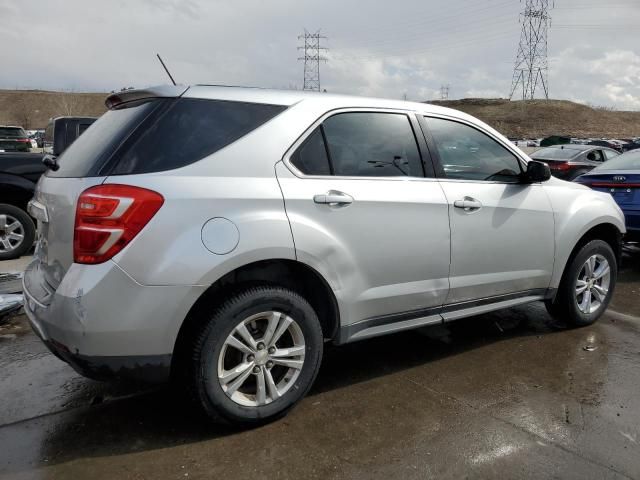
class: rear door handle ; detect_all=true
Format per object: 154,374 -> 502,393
313,191 -> 353,205
453,197 -> 482,212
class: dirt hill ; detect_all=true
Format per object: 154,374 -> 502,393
2,89 -> 639,138
429,98 -> 640,139
0,89 -> 107,130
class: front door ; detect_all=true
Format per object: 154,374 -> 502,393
276,110 -> 451,332
422,115 -> 555,305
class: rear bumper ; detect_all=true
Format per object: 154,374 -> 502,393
37,334 -> 171,382
23,260 -> 206,383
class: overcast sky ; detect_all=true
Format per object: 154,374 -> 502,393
1,0 -> 639,109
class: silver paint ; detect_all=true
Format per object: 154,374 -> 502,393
23,85 -> 626,366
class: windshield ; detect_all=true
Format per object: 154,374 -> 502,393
593,151 -> 640,171
532,147 -> 583,160
0,127 -> 26,138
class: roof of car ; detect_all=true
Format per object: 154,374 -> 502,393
105,84 -> 470,119
189,84 -> 443,111
539,145 -> 614,152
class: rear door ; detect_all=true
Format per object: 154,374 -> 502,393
421,115 -> 555,305
277,110 -> 451,335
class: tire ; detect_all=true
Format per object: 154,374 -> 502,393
545,239 -> 617,326
186,286 -> 323,425
0,204 -> 35,261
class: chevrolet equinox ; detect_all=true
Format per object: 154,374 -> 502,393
24,85 -> 625,424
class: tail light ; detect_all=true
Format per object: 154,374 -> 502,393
74,184 -> 164,264
16,138 -> 31,143
549,162 -> 571,171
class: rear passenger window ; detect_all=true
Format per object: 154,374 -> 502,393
111,99 -> 286,175
322,112 -> 423,177
586,150 -> 604,162
291,128 -> 331,175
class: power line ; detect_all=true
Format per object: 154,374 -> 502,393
334,12 -> 517,53
332,28 -> 518,62
509,0 -> 554,100
336,0 -> 517,48
298,30 -> 328,92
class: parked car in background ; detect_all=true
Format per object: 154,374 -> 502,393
575,150 -> 640,242
622,140 -> 640,152
29,131 -> 45,148
588,139 -> 623,153
43,117 -> 96,156
531,144 -> 620,180
0,116 -> 97,260
23,85 -> 625,425
0,126 -> 31,152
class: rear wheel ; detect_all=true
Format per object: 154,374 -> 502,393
0,204 -> 35,261
546,240 -> 617,326
186,286 -> 323,425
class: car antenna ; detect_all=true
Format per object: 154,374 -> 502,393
156,53 -> 177,86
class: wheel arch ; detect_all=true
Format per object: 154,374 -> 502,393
550,222 -> 623,298
171,258 -> 340,376
0,174 -> 37,211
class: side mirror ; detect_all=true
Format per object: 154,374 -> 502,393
523,160 -> 551,183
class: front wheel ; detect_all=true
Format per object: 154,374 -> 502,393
187,286 -> 324,425
546,239 -> 617,326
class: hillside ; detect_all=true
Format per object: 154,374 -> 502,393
2,89 -> 639,138
0,89 -> 107,130
429,98 -> 640,139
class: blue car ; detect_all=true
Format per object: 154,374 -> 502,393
575,150 -> 640,241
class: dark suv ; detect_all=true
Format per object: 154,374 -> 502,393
0,126 -> 31,152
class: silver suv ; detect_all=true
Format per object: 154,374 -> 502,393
24,85 -> 625,424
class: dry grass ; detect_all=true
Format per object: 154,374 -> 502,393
2,90 -> 639,138
429,98 -> 640,139
0,89 -> 107,130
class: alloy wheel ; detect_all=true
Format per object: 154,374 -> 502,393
217,311 -> 306,407
0,214 -> 25,254
575,254 -> 611,314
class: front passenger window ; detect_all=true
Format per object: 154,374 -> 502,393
425,117 -> 523,182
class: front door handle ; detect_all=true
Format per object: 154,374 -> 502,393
453,197 -> 482,212
313,191 -> 353,206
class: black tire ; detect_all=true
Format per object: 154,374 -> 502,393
545,239 -> 617,326
0,204 -> 35,261
186,286 -> 323,425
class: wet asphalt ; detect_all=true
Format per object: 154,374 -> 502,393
1,255 -> 639,479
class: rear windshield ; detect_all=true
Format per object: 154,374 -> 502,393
47,97 -> 286,178
532,147 -> 582,160
47,100 -> 159,177
593,151 -> 640,171
0,127 -> 26,138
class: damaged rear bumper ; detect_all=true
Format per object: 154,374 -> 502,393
39,334 -> 171,382
22,259 -> 205,383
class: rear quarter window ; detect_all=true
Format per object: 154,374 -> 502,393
110,98 -> 287,175
47,98 -> 286,178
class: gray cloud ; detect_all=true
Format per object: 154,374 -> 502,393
1,0 -> 639,109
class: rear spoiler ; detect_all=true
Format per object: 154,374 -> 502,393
105,85 -> 189,110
